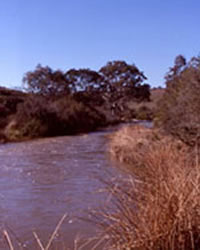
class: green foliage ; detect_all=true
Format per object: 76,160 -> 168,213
157,55 -> 200,145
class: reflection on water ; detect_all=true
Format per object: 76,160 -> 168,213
0,129 -> 123,249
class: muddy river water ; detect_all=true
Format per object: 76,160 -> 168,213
0,124 -> 129,249
0,122 -> 150,249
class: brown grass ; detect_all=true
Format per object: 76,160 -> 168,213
2,214 -> 104,250
3,214 -> 97,250
3,214 -> 69,250
4,125 -> 200,249
109,125 -> 187,167
96,125 -> 200,249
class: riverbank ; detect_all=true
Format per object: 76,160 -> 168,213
0,87 -> 107,143
100,125 -> 200,249
0,86 -> 161,143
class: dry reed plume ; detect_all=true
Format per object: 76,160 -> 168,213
95,125 -> 200,249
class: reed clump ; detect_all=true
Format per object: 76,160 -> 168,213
101,125 -> 200,249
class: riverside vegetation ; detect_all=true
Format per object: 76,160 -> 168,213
1,55 -> 200,249
98,54 -> 200,250
0,60 -> 153,143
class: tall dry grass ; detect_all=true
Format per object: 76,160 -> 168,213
3,214 -> 70,250
96,125 -> 200,249
3,214 -> 100,250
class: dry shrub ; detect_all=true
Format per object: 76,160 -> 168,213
4,95 -> 106,141
49,96 -> 106,134
4,96 -> 52,140
156,55 -> 200,146
135,105 -> 153,120
98,125 -> 200,249
109,125 -> 186,167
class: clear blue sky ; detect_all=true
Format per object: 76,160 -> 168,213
0,0 -> 200,88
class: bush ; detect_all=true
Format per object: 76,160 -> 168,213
109,125 -> 187,166
5,95 -> 106,141
5,96 -> 51,140
0,87 -> 26,132
156,55 -> 200,146
5,118 -> 48,141
135,105 -> 153,120
96,125 -> 200,250
49,96 -> 106,135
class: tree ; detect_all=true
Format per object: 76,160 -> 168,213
99,61 -> 150,115
157,55 -> 200,146
100,60 -> 147,89
23,65 -> 70,96
65,68 -> 105,105
165,55 -> 186,83
99,60 -> 149,100
65,68 -> 104,92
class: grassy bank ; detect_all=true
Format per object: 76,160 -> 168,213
97,125 -> 200,250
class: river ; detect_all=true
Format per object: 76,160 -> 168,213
0,123 -> 129,249
0,122 -> 151,249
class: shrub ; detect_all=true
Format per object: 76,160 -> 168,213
135,105 -> 153,120
5,95 -> 106,141
49,96 -> 106,135
0,87 -> 26,132
5,118 -> 48,141
95,125 -> 200,250
109,125 -> 186,166
156,55 -> 200,146
5,96 -> 51,140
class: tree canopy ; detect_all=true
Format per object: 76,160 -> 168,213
157,55 -> 200,145
23,60 -> 150,113
23,65 -> 70,96
65,68 -> 104,93
99,60 -> 147,97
